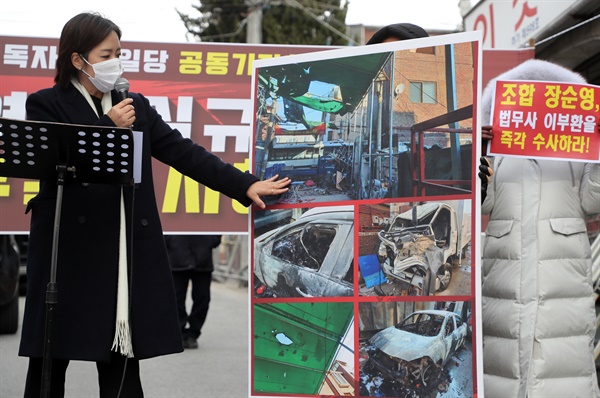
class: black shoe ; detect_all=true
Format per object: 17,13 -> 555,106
183,337 -> 198,349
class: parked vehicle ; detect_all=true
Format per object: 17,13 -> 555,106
367,309 -> 468,390
263,139 -> 352,188
254,206 -> 354,297
376,202 -> 470,295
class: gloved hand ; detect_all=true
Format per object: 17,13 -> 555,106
481,125 -> 493,156
479,156 -> 493,203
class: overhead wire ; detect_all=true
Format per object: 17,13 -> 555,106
535,13 -> 600,47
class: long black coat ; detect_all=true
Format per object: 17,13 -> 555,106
19,83 -> 258,361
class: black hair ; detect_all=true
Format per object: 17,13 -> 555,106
366,23 -> 429,45
55,12 -> 122,88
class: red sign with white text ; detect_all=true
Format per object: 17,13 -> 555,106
488,79 -> 600,162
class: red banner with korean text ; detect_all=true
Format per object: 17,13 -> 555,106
0,36 -> 328,233
488,79 -> 600,162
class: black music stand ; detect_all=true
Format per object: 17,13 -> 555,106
0,117 -> 134,397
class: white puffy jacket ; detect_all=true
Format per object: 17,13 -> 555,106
481,59 -> 600,397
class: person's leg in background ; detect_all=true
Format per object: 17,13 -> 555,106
185,270 -> 212,348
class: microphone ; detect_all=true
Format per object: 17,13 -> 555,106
114,77 -> 130,102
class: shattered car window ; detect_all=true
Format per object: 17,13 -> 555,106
342,260 -> 353,284
389,217 -> 412,231
444,316 -> 456,337
398,313 -> 443,337
431,208 -> 451,246
271,223 -> 337,271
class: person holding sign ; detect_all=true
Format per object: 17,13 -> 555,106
480,59 -> 600,397
19,12 -> 289,397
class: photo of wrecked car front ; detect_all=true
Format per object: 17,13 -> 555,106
358,201 -> 471,296
360,301 -> 472,397
253,205 -> 354,298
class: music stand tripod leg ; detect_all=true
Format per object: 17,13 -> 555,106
40,164 -> 71,398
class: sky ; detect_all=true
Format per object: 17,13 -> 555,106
0,0 -> 465,43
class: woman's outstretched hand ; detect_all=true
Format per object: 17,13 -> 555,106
246,175 -> 291,209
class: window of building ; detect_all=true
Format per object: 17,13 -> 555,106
332,371 -> 349,387
409,81 -> 437,104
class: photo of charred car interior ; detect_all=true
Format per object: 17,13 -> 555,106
253,205 -> 354,298
360,301 -> 472,397
359,201 -> 471,296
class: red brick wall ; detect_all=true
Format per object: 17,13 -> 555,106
393,41 -> 475,146
358,203 -> 414,256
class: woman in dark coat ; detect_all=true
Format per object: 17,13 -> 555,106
19,12 -> 289,397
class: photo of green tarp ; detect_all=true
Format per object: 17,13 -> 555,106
258,52 -> 392,116
253,302 -> 353,394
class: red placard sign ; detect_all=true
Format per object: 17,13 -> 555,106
488,80 -> 600,162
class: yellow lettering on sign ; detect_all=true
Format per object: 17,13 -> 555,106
23,181 -> 40,204
0,177 -> 10,197
232,159 -> 250,215
162,163 -> 253,215
203,186 -> 219,214
163,167 -> 201,213
184,175 -> 200,213
232,53 -> 247,76
162,167 -> 182,213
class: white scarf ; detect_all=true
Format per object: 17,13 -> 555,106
71,79 -> 134,357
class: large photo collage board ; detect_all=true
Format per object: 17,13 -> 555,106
250,32 -> 483,398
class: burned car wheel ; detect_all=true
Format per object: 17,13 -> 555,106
415,357 -> 443,392
436,263 -> 452,292
276,274 -> 297,297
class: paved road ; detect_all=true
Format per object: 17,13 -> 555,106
0,280 -> 249,398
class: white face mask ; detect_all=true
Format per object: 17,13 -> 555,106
80,56 -> 123,93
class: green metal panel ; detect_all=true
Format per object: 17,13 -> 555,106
253,302 -> 353,395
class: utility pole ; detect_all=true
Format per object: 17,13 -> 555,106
246,0 -> 264,43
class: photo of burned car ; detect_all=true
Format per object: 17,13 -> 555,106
360,301 -> 472,397
253,205 -> 354,298
369,201 -> 471,296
